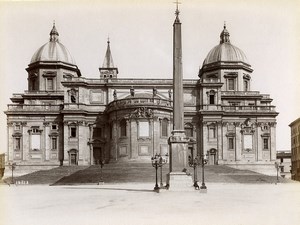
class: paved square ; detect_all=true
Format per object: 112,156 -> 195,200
1,182 -> 300,225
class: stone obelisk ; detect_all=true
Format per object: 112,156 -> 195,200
167,2 -> 193,190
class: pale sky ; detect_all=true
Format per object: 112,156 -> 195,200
0,0 -> 299,154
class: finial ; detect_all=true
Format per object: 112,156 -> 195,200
224,21 -> 226,29
107,35 -> 110,44
174,0 -> 181,16
53,20 -> 55,27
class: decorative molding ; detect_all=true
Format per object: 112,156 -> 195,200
226,132 -> 236,137
130,107 -> 153,119
12,132 -> 22,137
43,122 -> 50,126
42,71 -> 57,77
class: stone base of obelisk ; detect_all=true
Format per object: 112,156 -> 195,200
167,172 -> 193,191
167,130 -> 194,191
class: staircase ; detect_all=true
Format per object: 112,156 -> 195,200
1,162 -> 291,185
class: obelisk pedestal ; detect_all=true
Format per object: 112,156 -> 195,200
167,130 -> 193,191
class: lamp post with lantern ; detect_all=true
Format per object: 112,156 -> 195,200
9,162 -> 16,184
200,153 -> 208,191
151,153 -> 168,192
188,154 -> 201,189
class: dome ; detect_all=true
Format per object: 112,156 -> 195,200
203,43 -> 249,65
30,24 -> 76,65
203,24 -> 249,66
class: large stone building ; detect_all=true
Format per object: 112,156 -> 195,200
289,118 -> 300,181
5,20 -> 278,173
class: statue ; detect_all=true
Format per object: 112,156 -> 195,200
113,89 -> 117,100
130,86 -> 134,97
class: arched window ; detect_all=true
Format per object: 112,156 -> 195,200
185,123 -> 193,137
161,118 -> 168,137
120,119 -> 127,137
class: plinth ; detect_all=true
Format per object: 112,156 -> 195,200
167,130 -> 193,191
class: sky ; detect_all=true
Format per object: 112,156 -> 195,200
0,0 -> 299,154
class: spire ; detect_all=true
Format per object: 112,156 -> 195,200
49,21 -> 59,42
174,0 -> 181,23
220,22 -> 230,44
102,37 -> 115,68
99,38 -> 118,79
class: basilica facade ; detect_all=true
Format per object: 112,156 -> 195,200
5,22 -> 278,170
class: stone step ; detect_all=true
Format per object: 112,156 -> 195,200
1,163 -> 292,186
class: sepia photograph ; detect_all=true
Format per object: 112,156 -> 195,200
0,0 -> 300,224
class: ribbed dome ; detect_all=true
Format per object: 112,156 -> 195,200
30,24 -> 76,65
203,43 -> 249,65
203,24 -> 249,66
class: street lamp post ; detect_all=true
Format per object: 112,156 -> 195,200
9,162 -> 16,184
188,155 -> 201,189
99,159 -> 105,183
151,153 -> 168,192
200,153 -> 207,192
275,161 -> 279,184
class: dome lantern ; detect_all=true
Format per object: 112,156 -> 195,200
49,21 -> 59,42
220,22 -> 230,44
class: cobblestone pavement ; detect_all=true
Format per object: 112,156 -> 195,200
1,182 -> 300,225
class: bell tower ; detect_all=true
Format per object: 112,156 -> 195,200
99,38 -> 118,79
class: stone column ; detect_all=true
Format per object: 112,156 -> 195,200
131,120 -> 138,159
44,122 -> 50,161
235,124 -> 241,161
63,121 -> 69,165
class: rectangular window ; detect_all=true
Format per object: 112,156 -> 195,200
263,138 -> 269,149
228,79 -> 235,90
244,80 -> 249,91
244,134 -> 253,150
139,121 -> 149,137
52,137 -> 57,150
161,119 -> 168,137
209,94 -> 215,104
120,120 -> 127,137
47,78 -> 53,90
228,137 -> 234,149
51,124 -> 57,130
70,127 -> 77,138
14,138 -> 21,150
15,125 -> 20,130
31,134 -> 40,151
209,127 -> 216,139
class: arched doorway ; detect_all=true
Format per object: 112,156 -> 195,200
208,148 -> 217,165
68,149 -> 78,166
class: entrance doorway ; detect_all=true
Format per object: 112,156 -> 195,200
68,149 -> 78,165
93,147 -> 103,165
208,148 -> 217,165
